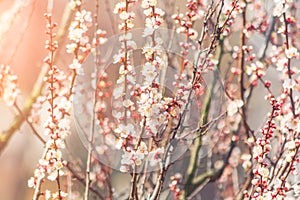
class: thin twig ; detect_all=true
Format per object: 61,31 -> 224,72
67,162 -> 105,200
84,0 -> 100,198
13,102 -> 46,144
282,10 -> 297,118
33,148 -> 48,200
239,1 -> 251,139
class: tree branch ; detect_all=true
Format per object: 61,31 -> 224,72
0,3 -> 74,157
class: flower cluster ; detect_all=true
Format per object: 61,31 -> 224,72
28,14 -> 71,200
113,0 -> 137,31
224,97 -> 243,132
0,65 -> 19,106
227,99 -> 243,117
136,88 -> 172,134
172,0 -> 200,73
169,173 -> 183,199
246,60 -> 266,86
172,74 -> 194,112
68,9 -> 92,45
112,0 -> 137,114
141,0 -> 165,37
67,2 -> 93,76
112,0 -> 140,173
246,93 -> 300,198
120,141 -> 148,172
68,0 -> 81,10
172,0 -> 199,39
272,0 -> 293,17
218,1 -> 243,37
135,0 -> 176,138
140,0 -> 165,85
